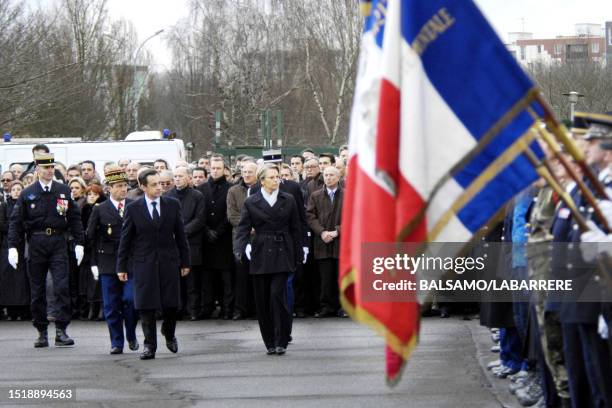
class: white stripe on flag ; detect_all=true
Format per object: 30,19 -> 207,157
398,39 -> 477,201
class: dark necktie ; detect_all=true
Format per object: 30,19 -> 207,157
151,201 -> 160,224
44,186 -> 50,193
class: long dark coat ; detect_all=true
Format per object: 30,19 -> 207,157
251,180 -> 309,246
197,177 -> 233,269
233,190 -> 302,275
80,196 -> 106,302
306,186 -> 342,260
0,198 -> 29,306
86,198 -> 133,275
116,196 -> 190,310
164,187 -> 207,266
478,219 -> 516,329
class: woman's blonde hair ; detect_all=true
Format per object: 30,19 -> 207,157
257,163 -> 279,182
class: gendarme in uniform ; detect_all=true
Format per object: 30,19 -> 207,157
7,153 -> 85,348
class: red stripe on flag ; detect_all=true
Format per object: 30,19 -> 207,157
375,79 -> 401,186
339,155 -> 421,384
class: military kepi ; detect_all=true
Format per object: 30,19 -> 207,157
104,167 -> 128,185
575,111 -> 612,140
34,153 -> 55,166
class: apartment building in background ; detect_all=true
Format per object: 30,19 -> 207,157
507,22 -> 609,66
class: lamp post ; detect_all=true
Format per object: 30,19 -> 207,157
562,91 -> 584,122
133,29 -> 164,131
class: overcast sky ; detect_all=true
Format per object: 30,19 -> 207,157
24,0 -> 612,68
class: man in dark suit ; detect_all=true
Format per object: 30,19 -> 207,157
197,155 -> 234,319
86,166 -> 138,354
306,166 -> 344,318
165,166 -> 207,320
117,169 -> 190,360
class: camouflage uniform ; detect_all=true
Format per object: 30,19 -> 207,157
527,186 -> 570,400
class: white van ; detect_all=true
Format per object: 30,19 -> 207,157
0,134 -> 189,175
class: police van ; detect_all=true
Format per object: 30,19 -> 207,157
0,131 -> 191,174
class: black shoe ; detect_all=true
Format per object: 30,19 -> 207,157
166,337 -> 178,353
275,346 -> 286,355
223,313 -> 232,320
128,339 -> 139,351
55,329 -> 75,347
232,312 -> 245,321
189,314 -> 199,321
140,347 -> 155,360
314,310 -> 336,318
294,311 -> 306,318
288,335 -> 293,344
266,347 -> 276,355
34,330 -> 49,348
338,310 -> 349,318
110,347 -> 123,355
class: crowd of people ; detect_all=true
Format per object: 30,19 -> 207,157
1,111 -> 610,404
0,143 -> 349,356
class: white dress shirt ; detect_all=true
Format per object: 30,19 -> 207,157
326,187 -> 338,202
261,188 -> 279,207
144,195 -> 161,218
110,197 -> 126,213
39,180 -> 53,192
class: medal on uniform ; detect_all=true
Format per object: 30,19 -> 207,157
107,224 -> 112,235
30,203 -> 35,209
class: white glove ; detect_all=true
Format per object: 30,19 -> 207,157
599,200 -> 612,224
8,248 -> 18,269
581,221 -> 607,262
75,245 -> 84,266
598,314 -> 609,340
302,247 -> 309,264
245,244 -> 252,261
91,266 -> 99,281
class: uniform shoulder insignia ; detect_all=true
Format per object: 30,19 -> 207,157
27,194 -> 36,200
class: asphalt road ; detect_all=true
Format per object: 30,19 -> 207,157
0,316 -> 518,407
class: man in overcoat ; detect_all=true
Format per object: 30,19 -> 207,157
165,166 -> 207,320
117,169 -> 190,360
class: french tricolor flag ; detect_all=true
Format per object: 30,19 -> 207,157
340,0 -> 548,384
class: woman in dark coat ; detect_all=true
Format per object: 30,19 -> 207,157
233,164 -> 302,355
80,182 -> 106,320
68,177 -> 88,319
0,181 -> 30,320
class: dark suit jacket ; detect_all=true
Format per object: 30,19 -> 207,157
164,187 -> 207,265
116,196 -> 190,310
197,177 -> 233,269
233,190 -> 302,275
86,199 -> 132,275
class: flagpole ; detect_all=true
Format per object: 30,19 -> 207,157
536,126 -> 611,231
535,93 -> 609,200
521,145 -> 589,231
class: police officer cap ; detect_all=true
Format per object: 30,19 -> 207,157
575,111 -> 612,141
34,153 -> 55,166
571,113 -> 589,136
